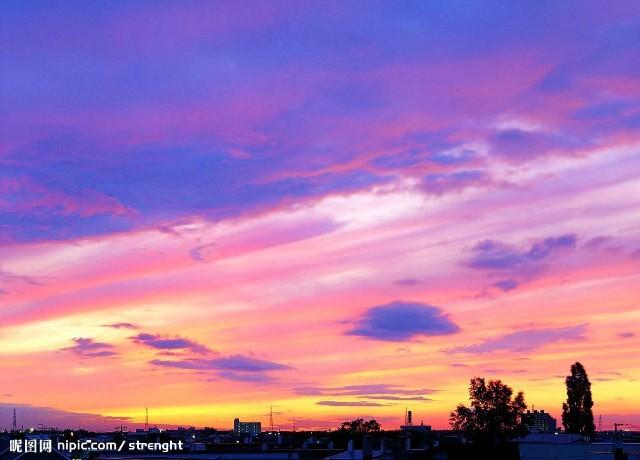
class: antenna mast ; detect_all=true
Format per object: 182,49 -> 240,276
269,406 -> 274,432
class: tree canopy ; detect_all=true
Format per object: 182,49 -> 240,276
450,377 -> 528,443
562,362 -> 595,439
338,418 -> 381,434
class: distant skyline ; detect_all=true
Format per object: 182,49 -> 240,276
1,1 -> 639,431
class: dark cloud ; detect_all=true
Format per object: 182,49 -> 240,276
583,235 -> 611,249
394,278 -> 423,287
103,322 -> 138,330
149,359 -> 203,370
482,368 -> 504,374
210,355 -> 291,372
190,242 -> 217,263
347,301 -> 460,341
489,129 -> 583,160
60,338 -> 118,358
469,234 -> 577,271
215,371 -> 276,383
371,136 -> 469,170
149,354 -> 291,382
0,269 -> 42,286
618,332 -> 635,339
131,333 -> 211,355
597,371 -> 622,377
356,395 -> 432,402
445,324 -> 587,354
493,279 -> 519,291
316,401 -> 387,407
472,235 -> 579,296
429,148 -> 478,165
294,384 -> 437,397
422,170 -> 489,195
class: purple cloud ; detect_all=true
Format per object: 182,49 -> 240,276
493,279 -> 519,291
489,129 -> 583,160
131,333 -> 211,355
356,395 -> 433,402
215,371 -> 276,383
316,401 -> 387,407
294,384 -> 437,397
394,278 -> 423,287
422,170 -> 489,195
149,359 -> 203,370
2,2 -> 639,245
60,338 -> 117,358
445,324 -> 587,354
210,354 -> 291,372
189,242 -> 217,263
149,354 -> 291,382
347,301 -> 460,341
618,332 -> 635,339
469,234 -> 577,271
0,269 -> 42,286
103,322 -> 139,330
584,235 -> 611,249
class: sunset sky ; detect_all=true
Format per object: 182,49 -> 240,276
1,1 -> 639,432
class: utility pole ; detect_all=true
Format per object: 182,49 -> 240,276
269,406 -> 274,432
145,407 -> 149,432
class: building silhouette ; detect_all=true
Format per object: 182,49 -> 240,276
233,418 -> 261,436
524,409 -> 557,433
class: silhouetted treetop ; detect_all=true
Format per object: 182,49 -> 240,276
450,377 -> 528,443
562,361 -> 595,439
338,418 -> 381,433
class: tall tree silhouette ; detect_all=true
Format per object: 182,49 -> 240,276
562,362 -> 595,439
450,377 -> 528,443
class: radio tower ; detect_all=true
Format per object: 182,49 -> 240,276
269,406 -> 274,432
599,415 -> 603,432
145,407 -> 149,431
12,408 -> 17,433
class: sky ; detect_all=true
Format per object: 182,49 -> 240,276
1,0 -> 639,432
